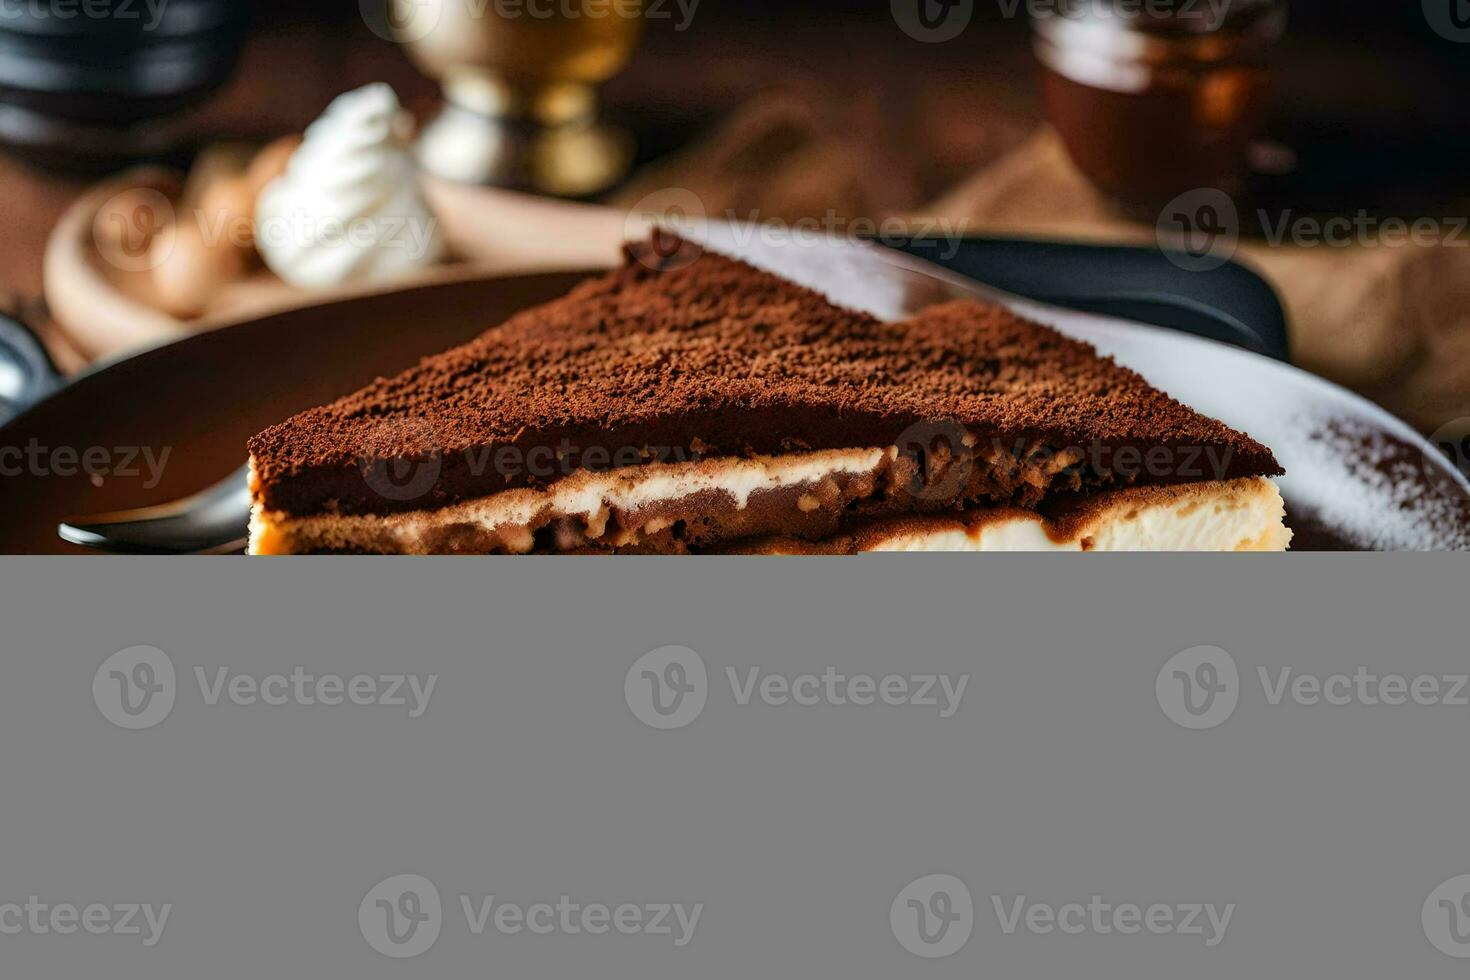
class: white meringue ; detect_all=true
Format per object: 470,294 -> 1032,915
255,83 -> 446,288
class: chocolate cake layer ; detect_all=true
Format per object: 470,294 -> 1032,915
248,232 -> 1281,522
249,447 -> 896,555
250,436 -> 1160,555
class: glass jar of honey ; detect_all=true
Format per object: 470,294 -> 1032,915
1033,0 -> 1287,208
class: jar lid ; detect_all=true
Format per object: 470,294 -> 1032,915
1033,0 -> 1286,86
1037,0 -> 1284,35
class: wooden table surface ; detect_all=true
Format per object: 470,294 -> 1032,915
0,13 -> 1043,372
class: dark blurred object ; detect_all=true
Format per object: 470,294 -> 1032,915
1034,0 -> 1285,208
0,0 -> 248,170
0,309 -> 60,428
1027,0 -> 1470,215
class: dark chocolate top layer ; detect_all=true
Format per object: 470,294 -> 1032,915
248,233 -> 1282,517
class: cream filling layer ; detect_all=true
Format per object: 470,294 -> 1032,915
249,447 -> 893,555
789,477 -> 1291,553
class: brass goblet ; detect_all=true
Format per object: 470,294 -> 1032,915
391,0 -> 644,196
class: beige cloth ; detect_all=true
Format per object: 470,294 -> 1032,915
910,129 -> 1470,432
609,89 -> 902,232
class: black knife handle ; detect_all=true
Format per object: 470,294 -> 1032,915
885,236 -> 1290,362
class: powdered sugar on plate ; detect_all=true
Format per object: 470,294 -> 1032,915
1284,416 -> 1470,552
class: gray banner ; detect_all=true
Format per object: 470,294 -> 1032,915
0,556 -> 1465,977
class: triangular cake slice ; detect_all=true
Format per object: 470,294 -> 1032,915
246,234 -> 1287,554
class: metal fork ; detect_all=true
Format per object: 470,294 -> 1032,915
58,466 -> 252,554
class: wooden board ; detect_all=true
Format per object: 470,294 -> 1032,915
42,165 -> 634,360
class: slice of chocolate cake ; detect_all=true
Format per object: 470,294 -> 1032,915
246,233 -> 1288,554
